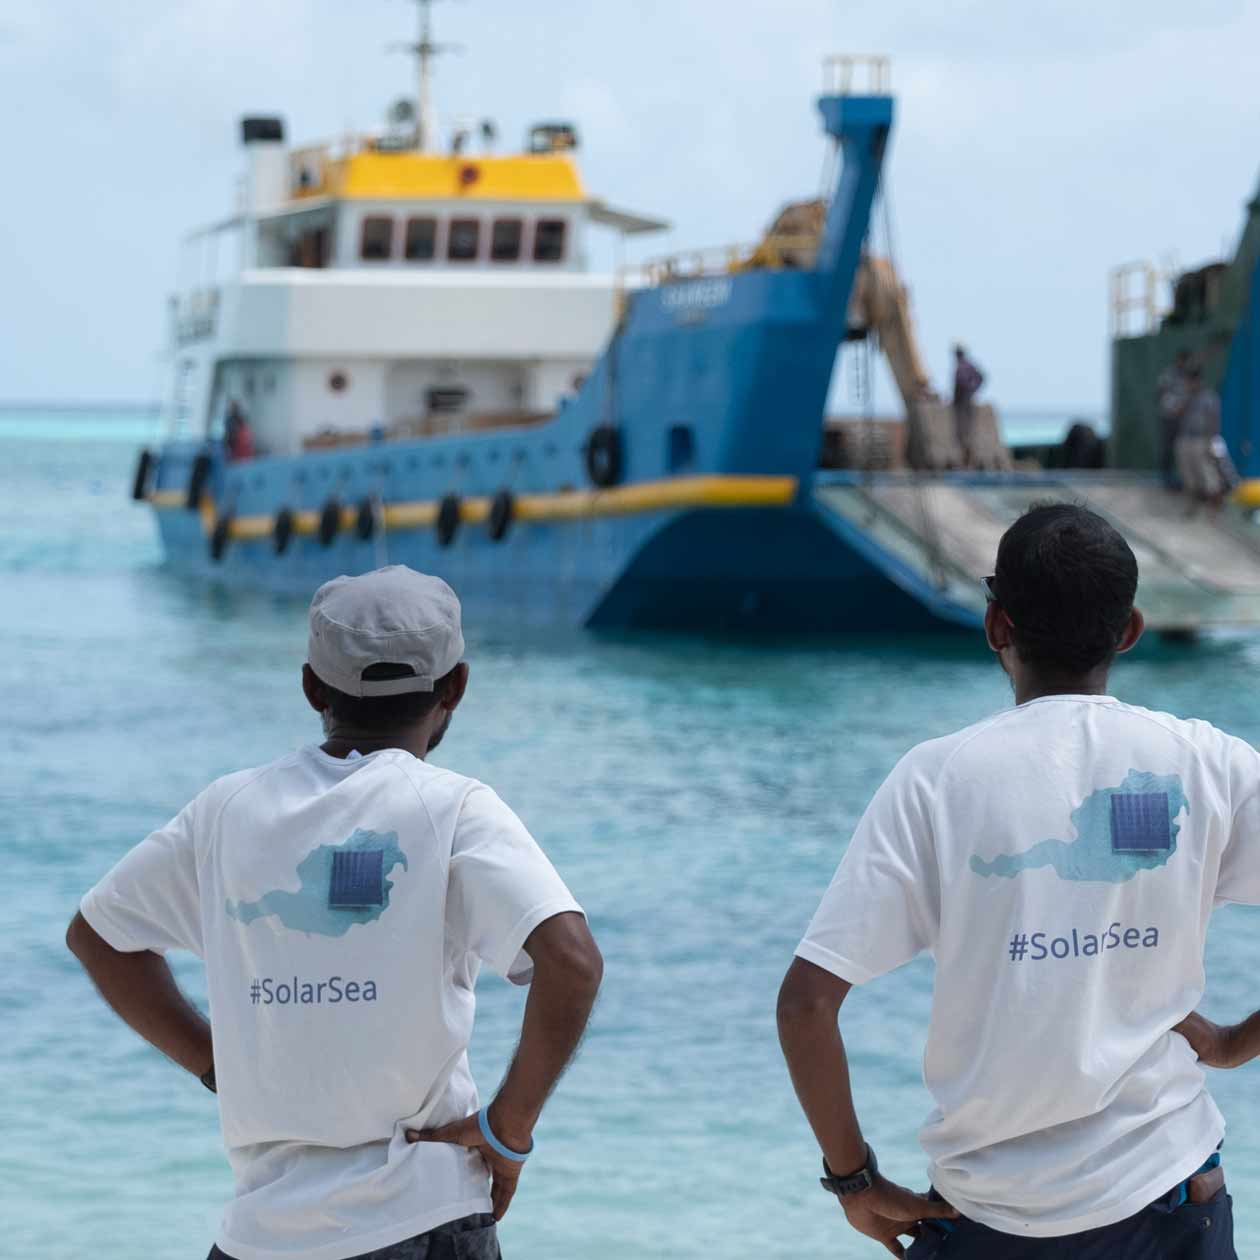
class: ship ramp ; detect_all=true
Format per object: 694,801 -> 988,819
814,471 -> 1260,632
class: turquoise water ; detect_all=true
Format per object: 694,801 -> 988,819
5,414 -> 1260,1259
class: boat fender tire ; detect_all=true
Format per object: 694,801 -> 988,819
356,498 -> 377,542
1062,422 -> 1105,470
585,424 -> 623,488
209,514 -> 232,563
488,488 -> 515,542
436,493 -> 461,548
186,452 -> 213,511
131,448 -> 154,502
272,507 -> 295,555
318,498 -> 342,547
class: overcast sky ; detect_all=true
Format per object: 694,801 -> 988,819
2,0 -> 1258,413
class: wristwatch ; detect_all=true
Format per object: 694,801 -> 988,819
820,1144 -> 878,1198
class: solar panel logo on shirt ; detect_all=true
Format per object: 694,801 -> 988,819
329,848 -> 385,908
1110,792 -> 1172,852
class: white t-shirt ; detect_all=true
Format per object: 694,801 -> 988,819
797,695 -> 1260,1237
81,745 -> 582,1260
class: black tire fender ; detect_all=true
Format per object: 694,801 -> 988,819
584,424 -> 623,487
186,452 -> 213,511
209,514 -> 232,563
318,498 -> 341,547
131,448 -> 154,502
436,493 -> 461,547
488,488 -> 515,542
356,497 -> 377,542
272,507 -> 295,555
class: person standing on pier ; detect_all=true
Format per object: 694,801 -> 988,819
951,344 -> 985,468
778,503 -> 1252,1258
1176,365 -> 1229,516
1156,349 -> 1192,488
67,565 -> 602,1260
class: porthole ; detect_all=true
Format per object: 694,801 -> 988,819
328,371 -> 349,393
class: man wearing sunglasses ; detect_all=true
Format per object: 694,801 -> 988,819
778,502 -> 1255,1258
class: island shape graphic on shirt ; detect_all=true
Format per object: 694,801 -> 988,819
969,770 -> 1187,882
225,828 -> 407,936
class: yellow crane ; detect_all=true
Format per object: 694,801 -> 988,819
748,200 -> 1009,470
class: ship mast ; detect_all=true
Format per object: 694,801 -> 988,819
401,0 -> 458,153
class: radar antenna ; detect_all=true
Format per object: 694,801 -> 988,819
389,0 -> 462,152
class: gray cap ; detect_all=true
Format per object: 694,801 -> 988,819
307,566 -> 464,697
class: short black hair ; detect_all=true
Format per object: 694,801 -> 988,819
322,662 -> 455,730
993,503 -> 1138,675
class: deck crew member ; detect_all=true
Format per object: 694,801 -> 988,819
225,400 -> 255,461
778,503 -> 1255,1258
951,344 -> 985,468
1156,349 -> 1192,487
67,565 -> 602,1260
1176,365 -> 1227,516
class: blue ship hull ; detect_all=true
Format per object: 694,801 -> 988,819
146,93 -> 959,633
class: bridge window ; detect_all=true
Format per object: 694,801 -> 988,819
448,218 -> 481,262
404,217 -> 437,261
534,218 -> 567,262
491,218 -> 523,261
360,216 -> 394,261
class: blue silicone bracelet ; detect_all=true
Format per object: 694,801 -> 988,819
477,1107 -> 533,1162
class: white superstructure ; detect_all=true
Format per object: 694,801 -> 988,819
167,3 -> 667,455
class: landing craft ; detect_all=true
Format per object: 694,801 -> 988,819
134,6 -> 1260,634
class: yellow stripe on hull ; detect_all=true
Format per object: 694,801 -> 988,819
149,474 -> 799,542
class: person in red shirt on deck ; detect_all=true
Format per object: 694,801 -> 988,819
225,400 -> 255,461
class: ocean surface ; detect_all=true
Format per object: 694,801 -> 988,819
4,412 -> 1260,1260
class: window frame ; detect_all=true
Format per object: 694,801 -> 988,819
490,217 -> 524,263
404,215 -> 439,262
447,217 -> 482,263
359,214 -> 396,262
532,217 -> 568,264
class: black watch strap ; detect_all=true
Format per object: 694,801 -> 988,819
820,1144 -> 878,1198
200,1065 -> 217,1094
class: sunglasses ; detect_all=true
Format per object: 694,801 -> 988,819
982,575 -> 1015,627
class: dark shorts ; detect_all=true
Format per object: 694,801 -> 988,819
907,1188 -> 1235,1259
208,1212 -> 500,1260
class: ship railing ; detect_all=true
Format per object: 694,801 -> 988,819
1110,260 -> 1168,337
617,234 -> 822,299
822,55 -> 891,96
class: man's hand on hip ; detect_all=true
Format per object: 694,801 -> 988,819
407,1114 -> 526,1221
839,1175 -> 957,1260
1173,1009 -> 1260,1069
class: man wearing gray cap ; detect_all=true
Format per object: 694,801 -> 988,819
67,566 -> 602,1260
